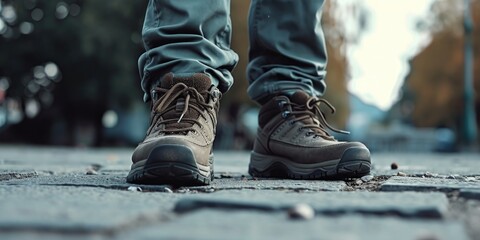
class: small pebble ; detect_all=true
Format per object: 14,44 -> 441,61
288,203 -> 315,220
220,173 -> 235,178
204,188 -> 215,193
90,164 -> 103,171
361,175 -> 374,182
447,175 -> 456,179
424,172 -> 433,177
464,177 -> 476,182
397,171 -> 407,177
355,179 -> 363,185
391,162 -> 398,170
177,188 -> 190,193
127,186 -> 142,192
42,170 -> 56,175
85,169 -> 98,175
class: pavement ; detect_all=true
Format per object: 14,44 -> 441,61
0,145 -> 479,240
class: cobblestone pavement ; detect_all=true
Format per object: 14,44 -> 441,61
0,145 -> 479,240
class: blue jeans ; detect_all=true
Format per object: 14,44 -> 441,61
138,0 -> 327,104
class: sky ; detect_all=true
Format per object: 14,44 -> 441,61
344,0 -> 435,110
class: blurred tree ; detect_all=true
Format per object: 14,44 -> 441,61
399,0 -> 480,135
0,0 -> 147,146
322,0 -> 369,129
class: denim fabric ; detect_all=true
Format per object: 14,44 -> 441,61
247,0 -> 327,104
138,0 -> 326,104
138,0 -> 238,101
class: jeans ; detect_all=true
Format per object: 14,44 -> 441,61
138,0 -> 327,104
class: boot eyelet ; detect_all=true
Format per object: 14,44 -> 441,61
281,111 -> 290,118
277,100 -> 287,108
289,120 -> 295,125
210,89 -> 221,103
151,90 -> 159,101
212,95 -> 218,103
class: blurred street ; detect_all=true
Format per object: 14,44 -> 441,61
0,145 -> 479,240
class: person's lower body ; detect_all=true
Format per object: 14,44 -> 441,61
127,0 -> 371,185
127,0 -> 236,185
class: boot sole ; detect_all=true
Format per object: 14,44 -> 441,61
248,147 -> 371,180
126,145 -> 213,186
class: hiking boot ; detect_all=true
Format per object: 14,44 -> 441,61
127,73 -> 221,185
249,91 -> 371,179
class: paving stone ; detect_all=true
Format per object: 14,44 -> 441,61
0,185 -> 180,232
121,210 -> 469,240
189,178 -> 347,192
0,170 -> 38,181
174,190 -> 448,219
448,198 -> 480,240
0,146 -> 131,164
0,233 -> 106,240
371,153 -> 480,176
0,146 -> 477,239
0,165 -> 99,175
459,189 -> 480,200
0,146 -> 249,169
3,173 -> 345,192
0,147 -> 252,176
2,172 -> 176,192
380,176 -> 480,192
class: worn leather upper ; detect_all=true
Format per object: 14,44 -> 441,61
254,92 -> 367,164
132,73 -> 220,167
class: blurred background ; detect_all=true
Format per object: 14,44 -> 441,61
0,0 -> 478,152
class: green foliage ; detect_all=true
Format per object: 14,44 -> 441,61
0,0 -> 147,108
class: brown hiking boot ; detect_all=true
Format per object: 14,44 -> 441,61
127,73 -> 221,185
249,91 -> 371,179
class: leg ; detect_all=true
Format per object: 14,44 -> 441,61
128,0 -> 237,185
248,0 -> 371,179
247,0 -> 327,104
138,0 -> 238,101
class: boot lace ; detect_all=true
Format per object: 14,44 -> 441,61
287,97 -> 349,140
148,83 -> 218,135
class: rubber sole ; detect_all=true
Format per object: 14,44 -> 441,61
248,147 -> 371,180
126,145 -> 213,186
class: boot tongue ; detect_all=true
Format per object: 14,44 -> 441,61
158,73 -> 213,133
160,73 -> 211,93
288,91 -> 318,126
289,91 -> 311,105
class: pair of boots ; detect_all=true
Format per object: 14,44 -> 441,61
127,73 -> 371,186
